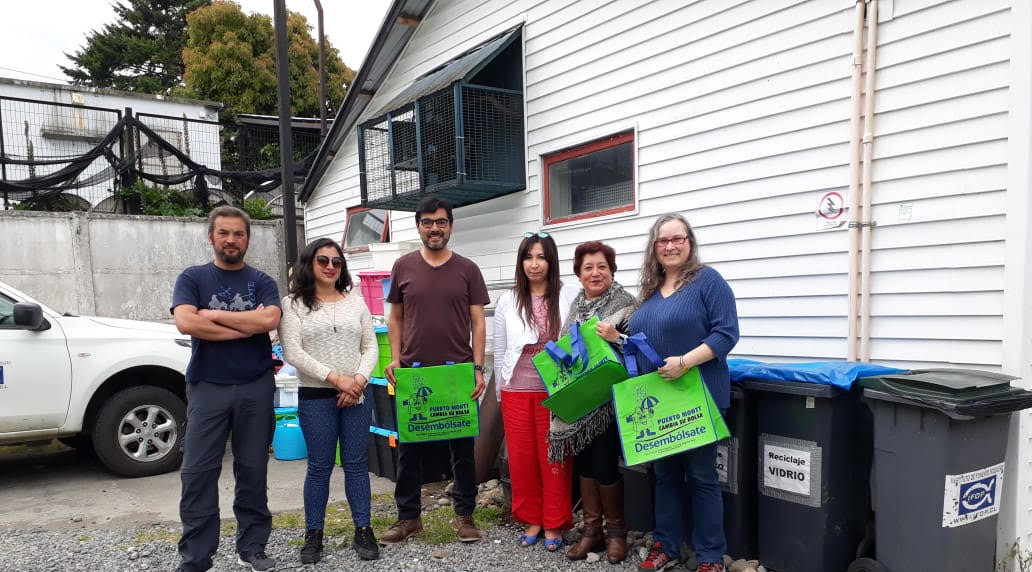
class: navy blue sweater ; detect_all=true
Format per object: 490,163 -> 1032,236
627,266 -> 740,408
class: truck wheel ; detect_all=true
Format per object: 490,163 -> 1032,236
91,386 -> 185,477
847,558 -> 888,572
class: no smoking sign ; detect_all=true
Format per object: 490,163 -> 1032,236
816,191 -> 847,231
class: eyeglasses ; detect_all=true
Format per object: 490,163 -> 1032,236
654,235 -> 688,248
418,218 -> 450,228
315,255 -> 344,268
523,231 -> 550,239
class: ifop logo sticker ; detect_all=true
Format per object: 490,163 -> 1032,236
0,360 -> 8,388
942,462 -> 1004,528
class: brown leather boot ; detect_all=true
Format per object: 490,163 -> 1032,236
599,480 -> 627,564
379,517 -> 423,544
567,477 -> 605,560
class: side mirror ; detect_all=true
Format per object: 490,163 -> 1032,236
13,303 -> 44,330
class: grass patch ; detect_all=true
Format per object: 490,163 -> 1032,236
287,538 -> 305,547
370,514 -> 398,533
134,528 -> 179,545
411,506 -> 504,545
371,492 -> 395,505
77,534 -> 91,542
220,521 -> 237,538
271,512 -> 305,531
324,502 -> 354,538
475,506 -> 504,528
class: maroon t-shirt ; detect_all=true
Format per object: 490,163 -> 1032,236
387,250 -> 490,366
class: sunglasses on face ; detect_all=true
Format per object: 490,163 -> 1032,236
523,231 -> 550,239
418,218 -> 451,228
315,255 -> 344,268
654,235 -> 688,248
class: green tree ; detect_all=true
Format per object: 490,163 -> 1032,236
182,1 -> 356,118
61,0 -> 211,93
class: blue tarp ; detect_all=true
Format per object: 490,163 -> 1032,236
727,359 -> 907,390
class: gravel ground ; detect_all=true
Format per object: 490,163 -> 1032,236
0,520 -> 660,572
0,479 -> 765,572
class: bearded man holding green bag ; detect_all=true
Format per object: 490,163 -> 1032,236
381,197 -> 490,545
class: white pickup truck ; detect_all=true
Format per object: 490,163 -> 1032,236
0,280 -> 191,477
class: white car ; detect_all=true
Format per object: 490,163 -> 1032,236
0,280 -> 191,477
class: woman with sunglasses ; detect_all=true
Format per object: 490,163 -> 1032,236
493,232 -> 579,551
604,213 -> 739,572
278,238 -> 380,563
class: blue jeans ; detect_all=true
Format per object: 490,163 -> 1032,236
653,440 -> 726,564
297,392 -> 372,529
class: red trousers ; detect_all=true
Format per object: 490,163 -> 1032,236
500,390 -> 573,530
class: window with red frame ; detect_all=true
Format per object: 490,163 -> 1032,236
543,131 -> 635,225
343,206 -> 389,250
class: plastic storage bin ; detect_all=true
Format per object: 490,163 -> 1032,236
744,379 -> 872,572
381,278 -> 393,317
852,369 -> 1032,572
368,377 -> 397,431
371,327 -> 392,379
358,271 -> 391,315
369,425 -> 400,481
274,376 -> 299,408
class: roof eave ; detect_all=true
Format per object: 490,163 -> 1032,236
299,0 -> 434,202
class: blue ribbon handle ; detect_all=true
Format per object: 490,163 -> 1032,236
544,341 -> 575,368
568,322 -> 589,374
622,333 -> 665,377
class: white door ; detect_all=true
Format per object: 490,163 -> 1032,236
0,292 -> 73,432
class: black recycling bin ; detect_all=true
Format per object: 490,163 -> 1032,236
619,461 -> 655,532
854,369 -> 1032,572
370,425 -> 400,481
647,385 -> 757,555
368,378 -> 398,431
744,379 -> 873,572
721,384 -> 759,560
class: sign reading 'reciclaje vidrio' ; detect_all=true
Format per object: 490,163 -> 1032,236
393,363 -> 480,443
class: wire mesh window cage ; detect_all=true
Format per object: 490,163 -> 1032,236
358,28 -> 525,211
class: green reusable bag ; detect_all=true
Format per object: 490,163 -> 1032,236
534,316 -> 629,423
394,362 -> 480,443
611,334 -> 730,466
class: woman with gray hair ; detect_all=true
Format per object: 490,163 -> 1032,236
599,213 -> 739,572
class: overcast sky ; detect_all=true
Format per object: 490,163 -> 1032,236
0,0 -> 392,85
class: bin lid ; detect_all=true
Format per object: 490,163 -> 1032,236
374,325 -> 388,334
860,368 -> 1032,417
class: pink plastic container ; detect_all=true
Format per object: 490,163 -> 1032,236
358,270 -> 391,315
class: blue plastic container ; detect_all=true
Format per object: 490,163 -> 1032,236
273,414 -> 307,460
381,278 -> 391,299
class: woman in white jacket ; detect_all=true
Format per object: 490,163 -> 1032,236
493,232 -> 579,551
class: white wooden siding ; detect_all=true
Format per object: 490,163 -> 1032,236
305,0 -> 1014,371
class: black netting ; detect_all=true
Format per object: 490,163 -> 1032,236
1,97 -> 315,212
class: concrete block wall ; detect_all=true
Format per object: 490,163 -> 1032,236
0,211 -> 290,321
